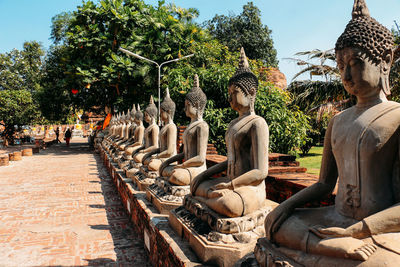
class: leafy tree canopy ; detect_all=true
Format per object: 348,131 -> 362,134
42,0 -> 207,114
204,2 -> 278,67
0,41 -> 44,93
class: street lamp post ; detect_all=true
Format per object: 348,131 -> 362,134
119,47 -> 194,125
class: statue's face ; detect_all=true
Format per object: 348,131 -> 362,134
161,109 -> 169,122
144,112 -> 151,123
184,100 -> 197,118
336,47 -> 382,98
228,84 -> 251,112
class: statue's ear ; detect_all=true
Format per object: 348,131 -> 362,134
381,49 -> 393,76
381,49 -> 394,96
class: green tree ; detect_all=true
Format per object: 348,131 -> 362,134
0,42 -> 44,142
204,2 -> 278,67
0,41 -> 44,93
42,0 -> 207,115
0,90 -> 41,143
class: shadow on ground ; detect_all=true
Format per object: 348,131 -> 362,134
39,140 -> 150,266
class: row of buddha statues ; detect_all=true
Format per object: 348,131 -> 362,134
98,1 -> 400,265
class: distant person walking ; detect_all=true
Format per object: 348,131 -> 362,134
55,127 -> 61,143
64,128 -> 72,147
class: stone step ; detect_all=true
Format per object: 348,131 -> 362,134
268,166 -> 307,174
266,172 -> 337,207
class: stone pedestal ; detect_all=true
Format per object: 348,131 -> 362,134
146,177 -> 190,215
169,196 -> 278,267
0,155 -> 9,166
9,151 -> 22,161
132,171 -> 154,191
22,148 -> 33,156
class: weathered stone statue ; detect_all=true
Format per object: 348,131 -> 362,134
257,1 -> 400,266
112,110 -> 130,162
169,49 -> 274,266
191,47 -> 269,217
126,96 -> 159,178
118,104 -> 137,151
118,105 -> 145,169
135,88 -> 177,190
147,74 -> 209,212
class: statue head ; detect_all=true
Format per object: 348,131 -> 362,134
228,47 -> 259,113
125,109 -> 131,123
335,0 -> 394,96
134,104 -> 143,124
145,96 -> 158,123
185,74 -> 207,119
130,104 -> 137,123
121,111 -> 126,124
160,87 -> 176,122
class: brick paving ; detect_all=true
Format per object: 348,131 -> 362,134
0,138 -> 150,266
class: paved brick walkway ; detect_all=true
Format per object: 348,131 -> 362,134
0,138 -> 150,266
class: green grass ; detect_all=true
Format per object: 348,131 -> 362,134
297,146 -> 323,175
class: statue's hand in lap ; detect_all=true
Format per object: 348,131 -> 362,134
311,226 -> 351,239
210,182 -> 232,191
311,222 -> 370,239
265,202 -> 293,240
208,189 -> 231,198
174,164 -> 184,169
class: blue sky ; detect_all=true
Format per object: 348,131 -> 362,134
0,0 -> 399,82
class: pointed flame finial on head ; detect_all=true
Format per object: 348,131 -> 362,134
131,104 -> 136,114
137,104 -> 141,111
165,87 -> 170,98
149,95 -> 154,105
193,74 -> 200,89
238,47 -> 249,69
352,0 -> 370,19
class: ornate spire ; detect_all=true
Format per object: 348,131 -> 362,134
161,87 -> 176,118
238,47 -> 250,69
146,95 -> 158,119
165,87 -> 170,98
186,74 -> 207,113
336,0 -> 394,63
193,74 -> 200,89
352,0 -> 370,19
132,104 -> 136,114
137,104 -> 141,111
228,47 -> 258,96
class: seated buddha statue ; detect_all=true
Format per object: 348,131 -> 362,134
126,96 -> 159,178
191,48 -> 269,218
118,105 -> 145,169
111,112 -> 126,144
118,105 -> 137,151
103,115 -> 119,152
112,110 -> 131,162
138,88 -> 177,182
157,74 -> 209,188
259,1 -> 400,266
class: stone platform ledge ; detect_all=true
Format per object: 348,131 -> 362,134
169,200 -> 276,267
99,147 -> 206,267
146,186 -> 183,215
133,174 -> 155,191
